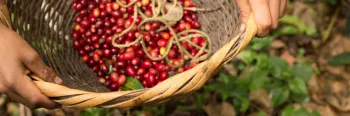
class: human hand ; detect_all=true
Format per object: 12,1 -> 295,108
0,24 -> 63,109
235,0 -> 287,37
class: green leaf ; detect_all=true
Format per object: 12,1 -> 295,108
264,81 -> 285,92
240,99 -> 250,112
230,89 -> 250,111
328,52 -> 350,65
311,110 -> 321,116
292,63 -> 314,81
288,78 -> 308,95
219,73 -> 230,84
238,63 -> 246,70
237,50 -> 257,65
121,77 -> 144,91
326,0 -> 337,5
279,15 -> 307,32
250,76 -> 267,91
221,92 -> 229,101
305,26 -> 317,36
272,26 -> 299,36
345,16 -> 350,37
279,15 -> 317,36
256,54 -> 270,69
205,83 -> 225,93
290,93 -> 310,103
281,105 -> 295,116
195,93 -> 205,106
270,88 -> 290,107
257,112 -> 268,116
296,107 -> 309,116
269,56 -> 290,79
303,0 -> 316,3
249,69 -> 267,91
250,37 -> 273,50
236,76 -> 252,88
297,48 -> 306,57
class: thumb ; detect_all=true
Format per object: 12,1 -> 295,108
22,51 -> 62,84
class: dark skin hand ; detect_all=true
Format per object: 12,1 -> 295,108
235,0 -> 287,37
0,23 -> 63,109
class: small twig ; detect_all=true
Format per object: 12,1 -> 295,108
127,109 -> 131,116
322,7 -> 340,41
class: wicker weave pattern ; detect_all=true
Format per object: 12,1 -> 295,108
3,0 -> 258,108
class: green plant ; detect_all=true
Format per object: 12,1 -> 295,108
328,52 -> 350,65
203,23 -> 316,114
281,105 -> 320,116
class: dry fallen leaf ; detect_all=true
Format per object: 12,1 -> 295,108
293,1 -> 317,29
319,34 -> 350,64
111,109 -> 123,116
337,111 -> 350,116
239,66 -> 255,78
249,89 -> 273,114
49,109 -> 65,116
6,102 -> 18,115
270,40 -> 286,49
325,80 -> 350,112
318,34 -> 350,80
61,107 -> 81,116
203,102 -> 236,116
308,75 -> 326,104
280,51 -> 296,66
326,66 -> 350,80
223,64 -> 237,77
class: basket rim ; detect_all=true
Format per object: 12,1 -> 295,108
29,16 -> 257,108
1,0 -> 258,109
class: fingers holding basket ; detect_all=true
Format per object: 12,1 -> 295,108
269,0 -> 281,29
21,49 -> 62,84
280,0 -> 287,18
0,20 -> 61,110
235,0 -> 287,37
248,0 -> 273,37
13,75 -> 62,109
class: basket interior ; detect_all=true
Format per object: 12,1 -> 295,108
7,0 -> 241,92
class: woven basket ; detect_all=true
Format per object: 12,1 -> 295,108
0,0 -> 257,109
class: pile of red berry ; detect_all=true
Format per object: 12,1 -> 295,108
71,0 -> 210,91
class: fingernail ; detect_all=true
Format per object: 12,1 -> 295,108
54,77 -> 63,84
